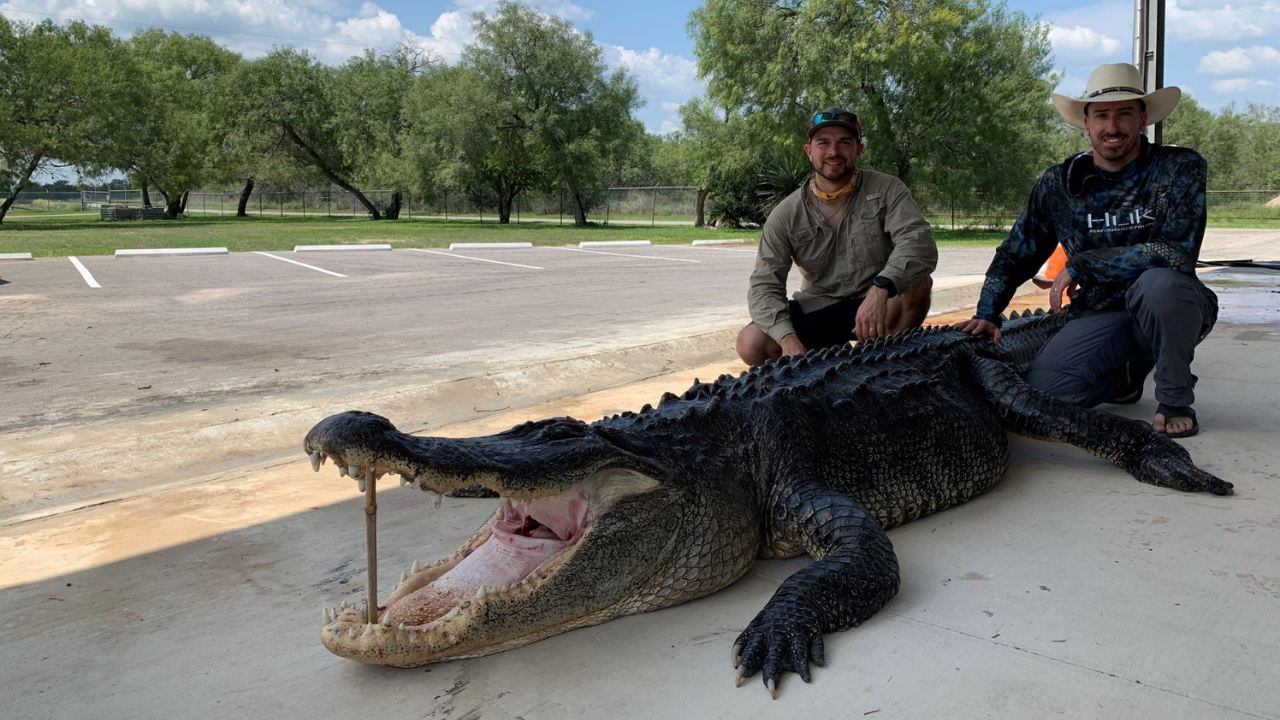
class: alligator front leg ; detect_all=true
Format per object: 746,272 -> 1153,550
968,356 -> 1233,495
733,481 -> 899,699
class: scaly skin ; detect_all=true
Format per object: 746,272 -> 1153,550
303,309 -> 1232,698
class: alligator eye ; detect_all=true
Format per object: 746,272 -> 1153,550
540,422 -> 588,441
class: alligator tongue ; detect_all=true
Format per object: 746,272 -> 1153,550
382,495 -> 586,626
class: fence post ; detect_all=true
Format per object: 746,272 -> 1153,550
651,184 -> 658,227
445,188 -> 449,220
951,198 -> 955,230
605,189 -> 610,226
302,193 -> 306,217
560,189 -> 564,225
259,193 -> 263,216
279,193 -> 283,217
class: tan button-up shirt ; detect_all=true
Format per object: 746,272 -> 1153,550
748,170 -> 938,343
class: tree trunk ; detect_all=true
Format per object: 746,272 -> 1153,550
142,181 -> 152,208
0,152 -> 43,224
566,181 -> 587,225
497,188 -> 513,224
694,163 -> 713,228
281,122 -> 382,220
384,191 -> 402,220
236,177 -> 255,217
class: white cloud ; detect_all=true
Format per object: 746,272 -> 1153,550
1211,78 -> 1254,93
1168,0 -> 1280,42
1197,45 -> 1280,74
606,46 -> 702,134
1048,25 -> 1122,60
1053,73 -> 1088,99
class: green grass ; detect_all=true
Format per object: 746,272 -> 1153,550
0,214 -> 1008,257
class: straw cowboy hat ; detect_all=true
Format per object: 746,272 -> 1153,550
1051,63 -> 1181,129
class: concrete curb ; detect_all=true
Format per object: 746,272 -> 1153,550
448,242 -> 534,250
0,252 -> 33,261
293,244 -> 392,252
579,240 -> 652,248
114,248 -> 228,257
691,239 -> 746,246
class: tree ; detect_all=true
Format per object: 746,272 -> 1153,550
463,1 -> 643,224
689,0 -> 1059,220
123,29 -> 241,218
328,45 -> 438,219
0,18 -> 137,223
234,48 -> 386,219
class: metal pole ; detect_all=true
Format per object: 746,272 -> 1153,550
605,189 -> 610,226
651,185 -> 658,227
279,193 -> 283,217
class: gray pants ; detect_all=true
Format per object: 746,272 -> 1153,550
1025,268 -> 1218,409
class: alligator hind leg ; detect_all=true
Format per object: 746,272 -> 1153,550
733,481 -> 899,698
968,356 -> 1232,495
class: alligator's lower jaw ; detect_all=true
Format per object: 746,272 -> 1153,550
319,486 -> 604,666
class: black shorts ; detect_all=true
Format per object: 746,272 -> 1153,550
790,297 -> 864,350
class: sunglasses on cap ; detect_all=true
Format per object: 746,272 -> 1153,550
808,110 -> 861,139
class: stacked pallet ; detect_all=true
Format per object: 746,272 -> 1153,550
100,206 -> 167,221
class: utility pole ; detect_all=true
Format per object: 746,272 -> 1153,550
1134,0 -> 1166,143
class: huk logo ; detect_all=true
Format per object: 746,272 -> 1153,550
1087,206 -> 1155,233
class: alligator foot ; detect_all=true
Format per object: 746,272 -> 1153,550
1132,434 -> 1233,495
731,599 -> 825,699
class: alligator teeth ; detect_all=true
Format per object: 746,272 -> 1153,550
323,607 -> 333,624
411,560 -> 421,573
400,475 -> 408,488
399,572 -> 407,583
339,465 -> 349,478
348,465 -> 360,478
348,628 -> 357,639
381,616 -> 391,627
340,600 -> 348,609
357,478 -> 366,493
398,623 -> 405,632
476,585 -> 487,599
363,623 -> 374,637
309,452 -> 321,472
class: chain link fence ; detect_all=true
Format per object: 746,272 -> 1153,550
7,187 -> 1280,226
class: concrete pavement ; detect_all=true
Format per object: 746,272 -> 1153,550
1,235 -> 1278,719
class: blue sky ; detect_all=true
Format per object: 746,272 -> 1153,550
2,0 -> 1278,134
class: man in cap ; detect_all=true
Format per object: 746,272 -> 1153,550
956,63 -> 1217,438
737,107 -> 937,366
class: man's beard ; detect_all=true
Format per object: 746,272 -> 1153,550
813,158 -> 854,183
1092,132 -> 1139,162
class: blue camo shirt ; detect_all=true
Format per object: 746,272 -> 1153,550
975,139 -> 1208,325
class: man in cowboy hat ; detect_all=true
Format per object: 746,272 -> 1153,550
956,63 -> 1218,438
737,107 -> 937,366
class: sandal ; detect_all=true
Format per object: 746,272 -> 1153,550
1108,359 -> 1155,405
1156,403 -> 1199,439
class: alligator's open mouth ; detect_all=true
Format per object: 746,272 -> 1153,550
318,468 -> 659,666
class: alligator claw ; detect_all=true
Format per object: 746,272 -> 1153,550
733,602 -> 826,698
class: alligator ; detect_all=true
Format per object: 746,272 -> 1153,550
303,309 -> 1232,698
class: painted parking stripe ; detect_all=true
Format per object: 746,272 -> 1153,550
254,251 -> 347,278
68,257 -> 102,288
558,247 -> 701,264
411,249 -> 542,270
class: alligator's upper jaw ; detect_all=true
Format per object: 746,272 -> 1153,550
316,466 -> 662,667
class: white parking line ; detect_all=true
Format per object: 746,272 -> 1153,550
411,249 -> 543,270
68,257 -> 102,288
558,247 -> 701,263
254,251 -> 347,278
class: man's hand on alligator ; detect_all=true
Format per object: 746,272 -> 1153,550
303,308 -> 1231,699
